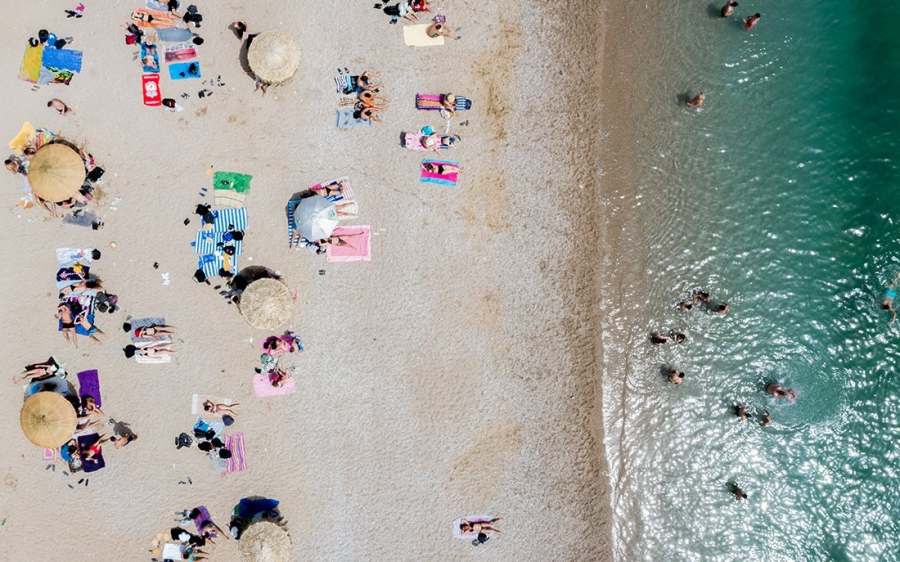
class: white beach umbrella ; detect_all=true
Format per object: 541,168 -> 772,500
294,195 -> 338,240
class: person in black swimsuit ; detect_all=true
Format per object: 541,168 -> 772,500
422,162 -> 460,175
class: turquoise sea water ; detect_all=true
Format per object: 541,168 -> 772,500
602,1 -> 900,560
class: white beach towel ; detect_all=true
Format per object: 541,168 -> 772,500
56,247 -> 94,267
134,353 -> 171,364
191,394 -> 233,416
403,24 -> 445,47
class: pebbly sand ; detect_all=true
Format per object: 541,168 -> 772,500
0,0 -> 619,560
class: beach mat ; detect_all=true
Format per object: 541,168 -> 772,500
403,132 -> 447,151
203,207 -> 248,233
77,433 -> 105,473
334,74 -> 354,94
163,41 -> 197,62
191,394 -> 233,416
133,342 -> 172,364
336,107 -> 371,129
142,73 -> 162,106
198,253 -> 238,279
191,506 -> 215,533
8,122 -> 37,153
56,248 -> 95,267
140,43 -> 160,73
416,93 -> 472,111
214,190 -> 246,208
19,45 -> 43,83
169,61 -> 201,80
223,432 -> 247,473
326,225 -> 372,263
421,159 -> 459,186
77,369 -> 101,407
253,372 -> 295,397
41,447 -> 61,463
192,231 -> 244,255
213,172 -> 253,194
42,48 -> 83,74
403,24 -> 445,47
156,27 -> 194,42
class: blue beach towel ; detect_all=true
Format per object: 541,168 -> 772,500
336,107 -> 372,129
140,43 -> 160,73
169,61 -> 201,80
198,253 -> 238,279
41,49 -> 83,73
192,231 -> 244,256
156,27 -> 194,43
203,207 -> 247,233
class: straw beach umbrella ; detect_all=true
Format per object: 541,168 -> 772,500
28,143 -> 85,203
240,521 -> 292,562
240,278 -> 293,330
20,392 -> 77,448
294,195 -> 338,240
247,31 -> 301,84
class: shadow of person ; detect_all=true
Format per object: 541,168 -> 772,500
676,93 -> 692,107
707,3 -> 722,18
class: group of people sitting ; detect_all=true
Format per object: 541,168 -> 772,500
56,255 -> 109,347
189,418 -> 234,469
377,0 -> 430,23
258,331 -> 304,388
349,71 -> 387,123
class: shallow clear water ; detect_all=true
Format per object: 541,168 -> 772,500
602,1 -> 900,560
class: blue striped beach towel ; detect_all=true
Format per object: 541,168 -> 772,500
204,208 -> 247,233
286,199 -> 319,252
334,75 -> 354,94
192,231 -> 244,255
198,253 -> 238,279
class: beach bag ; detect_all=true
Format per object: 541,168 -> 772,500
39,30 -> 49,43
193,269 -> 208,284
87,167 -> 105,183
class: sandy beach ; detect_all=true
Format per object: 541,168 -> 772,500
0,0 -> 617,560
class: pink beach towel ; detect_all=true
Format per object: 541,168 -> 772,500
41,447 -> 61,463
421,159 -> 459,186
191,506 -> 216,534
326,226 -> 372,263
253,372 -> 295,397
223,432 -> 247,473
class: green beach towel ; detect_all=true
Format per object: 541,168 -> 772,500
213,172 -> 253,194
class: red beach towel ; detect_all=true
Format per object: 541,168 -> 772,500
142,73 -> 161,106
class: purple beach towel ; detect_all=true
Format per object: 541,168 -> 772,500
77,369 -> 101,407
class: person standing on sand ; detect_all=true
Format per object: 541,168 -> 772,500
743,13 -> 761,30
720,1 -> 738,17
686,92 -> 705,108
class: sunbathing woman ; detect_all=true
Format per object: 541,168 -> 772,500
203,399 -> 241,417
13,358 -> 62,384
5,157 -> 27,176
311,179 -> 348,198
354,106 -> 382,123
262,331 -> 304,356
422,162 -> 460,175
354,70 -> 382,92
441,93 -> 457,116
426,22 -> 453,38
358,89 -> 390,107
318,231 -> 366,249
127,324 -> 178,339
57,304 -> 79,346
460,517 -> 503,535
269,368 -> 292,388
123,342 -> 177,358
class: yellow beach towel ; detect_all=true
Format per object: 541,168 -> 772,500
403,24 -> 445,47
8,122 -> 36,153
19,45 -> 43,84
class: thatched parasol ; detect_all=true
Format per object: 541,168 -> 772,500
247,31 -> 301,84
20,391 -> 77,448
28,143 -> 86,203
239,278 -> 293,330
240,521 -> 292,562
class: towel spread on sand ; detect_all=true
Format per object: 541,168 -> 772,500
403,132 -> 448,151
8,122 -> 37,153
452,516 -> 498,538
416,93 -> 472,111
41,447 -> 61,463
19,45 -> 43,83
326,225 -> 372,263
56,248 -> 95,267
223,432 -> 247,473
142,73 -> 162,106
198,253 -> 238,279
42,48 -> 83,74
203,207 -> 248,233
77,369 -> 101,407
253,372 -> 295,397
191,394 -> 233,416
192,231 -> 244,256
168,61 -> 201,80
213,172 -> 253,194
77,433 -> 105,472
190,506 -> 215,533
163,41 -> 197,62
420,159 -> 459,186
156,27 -> 194,42
140,43 -> 160,73
310,176 -> 354,203
403,24 -> 445,47
133,341 -> 172,364
336,107 -> 372,129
